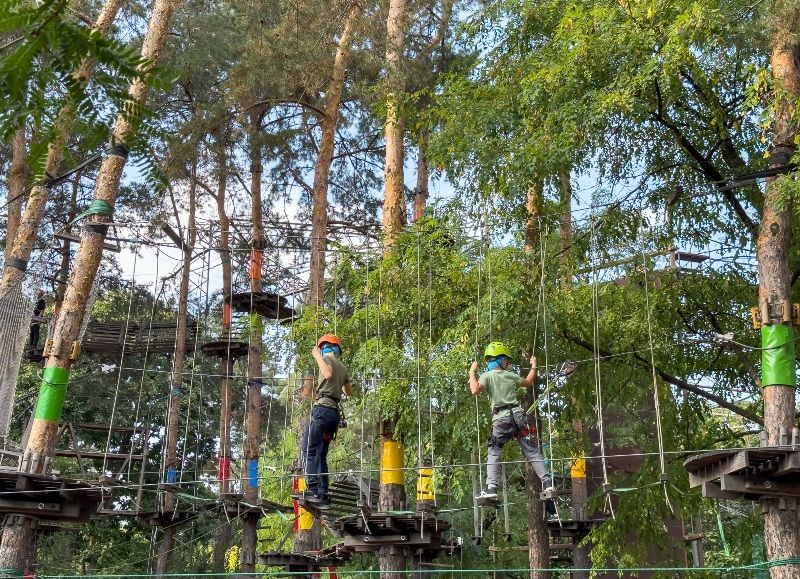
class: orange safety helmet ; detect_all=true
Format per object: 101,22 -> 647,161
317,334 -> 341,349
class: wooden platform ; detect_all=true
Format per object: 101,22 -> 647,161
82,320 -> 198,355
331,511 -> 452,553
0,471 -> 105,521
226,292 -> 295,321
201,339 -> 249,359
546,518 -> 605,539
96,508 -> 197,527
684,445 -> 800,501
259,545 -> 351,573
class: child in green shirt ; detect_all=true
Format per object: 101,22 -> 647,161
469,341 -> 554,503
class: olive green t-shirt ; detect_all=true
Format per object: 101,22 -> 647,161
316,355 -> 350,408
478,370 -> 522,420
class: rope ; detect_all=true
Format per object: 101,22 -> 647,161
639,214 -> 671,512
102,249 -> 138,474
590,212 -> 614,518
21,559 -> 800,577
71,199 -> 113,225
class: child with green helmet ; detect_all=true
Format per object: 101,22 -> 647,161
469,341 -> 555,508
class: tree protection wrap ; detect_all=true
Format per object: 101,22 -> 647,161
761,324 -> 797,387
33,366 -> 70,421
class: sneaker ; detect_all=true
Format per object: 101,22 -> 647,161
475,487 -> 498,501
547,512 -> 559,522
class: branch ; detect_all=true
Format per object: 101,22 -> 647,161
651,80 -> 755,230
562,328 -> 763,425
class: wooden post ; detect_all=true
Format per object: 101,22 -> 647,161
155,157 -> 198,577
759,5 -> 800,575
378,422 -> 407,577
308,0 -> 363,309
0,0 -> 179,574
240,110 -> 266,573
5,126 -> 27,260
382,0 -> 407,248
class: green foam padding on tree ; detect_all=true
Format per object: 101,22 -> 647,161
762,324 -> 796,387
33,366 -> 70,422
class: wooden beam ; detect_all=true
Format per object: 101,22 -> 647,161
55,232 -> 120,253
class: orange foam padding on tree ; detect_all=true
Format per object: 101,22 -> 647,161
219,457 -> 232,483
222,303 -> 231,327
249,249 -> 262,281
328,568 -> 337,579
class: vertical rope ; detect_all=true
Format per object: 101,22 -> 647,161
103,249 -> 138,473
590,213 -> 614,517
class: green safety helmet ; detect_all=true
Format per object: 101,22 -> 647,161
484,341 -> 511,359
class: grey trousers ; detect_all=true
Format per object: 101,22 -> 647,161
486,407 -> 550,488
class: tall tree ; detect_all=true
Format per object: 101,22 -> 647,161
0,0 -> 181,573
759,1 -> 800,576
299,0 -> 364,554
381,0 -> 407,248
0,0 -> 125,296
155,157 -> 198,577
241,107 -> 266,573
5,126 -> 26,259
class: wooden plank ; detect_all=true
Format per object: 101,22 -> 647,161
686,450 -> 750,486
701,481 -> 743,500
55,232 -> 120,253
53,450 -> 143,460
773,452 -> 800,477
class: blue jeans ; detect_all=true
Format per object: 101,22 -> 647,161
304,405 -> 339,495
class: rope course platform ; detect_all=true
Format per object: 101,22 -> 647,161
81,320 -> 199,355
330,511 -> 455,554
97,508 -> 198,527
225,291 -> 295,321
259,544 -> 351,573
53,421 -> 144,479
201,338 -> 249,359
0,471 -> 106,521
294,472 -> 380,520
685,433 -> 800,501
546,518 -> 606,539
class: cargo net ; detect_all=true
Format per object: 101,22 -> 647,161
0,281 -> 36,438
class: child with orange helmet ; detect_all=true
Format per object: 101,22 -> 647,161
303,333 -> 352,509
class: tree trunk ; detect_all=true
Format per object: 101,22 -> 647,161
382,0 -> 407,249
5,126 -> 27,259
155,156 -> 198,577
0,0 -> 124,296
524,181 -> 542,255
54,177 -> 80,318
378,424 -> 407,577
521,381 -> 549,579
525,463 -> 549,579
558,174 -> 572,285
413,134 -> 428,223
241,111 -> 266,573
294,375 -> 321,553
0,1 -> 180,575
308,0 -> 363,309
760,8 -> 800,576
211,520 -> 233,574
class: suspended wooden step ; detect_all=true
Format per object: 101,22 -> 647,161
201,338 -> 250,359
259,544 -> 352,573
546,518 -> 605,539
684,433 -> 800,501
82,320 -> 198,355
216,497 -> 293,518
330,511 -> 455,555
226,291 -> 295,322
294,472 -> 380,520
0,471 -> 105,522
